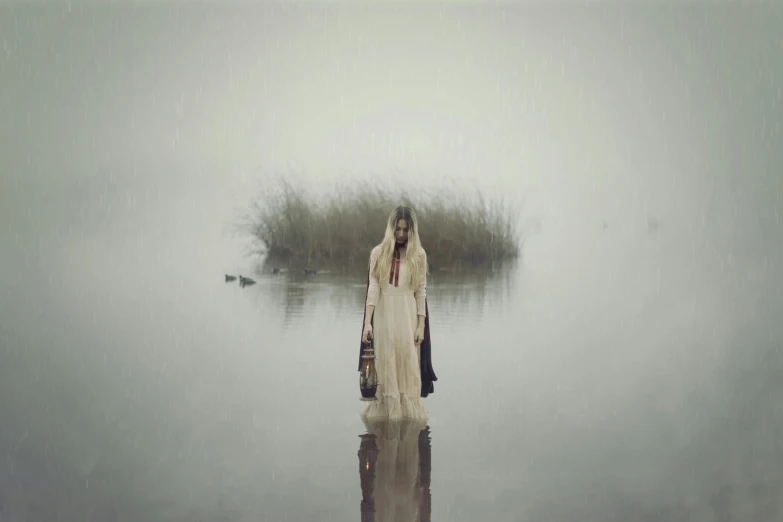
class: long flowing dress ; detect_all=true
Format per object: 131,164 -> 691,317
362,246 -> 429,421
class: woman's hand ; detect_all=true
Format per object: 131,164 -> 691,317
362,324 -> 373,345
414,326 -> 425,346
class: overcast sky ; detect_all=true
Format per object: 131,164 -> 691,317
2,3 -> 780,258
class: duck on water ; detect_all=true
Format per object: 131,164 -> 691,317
238,275 -> 256,287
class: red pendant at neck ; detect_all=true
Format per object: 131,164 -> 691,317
389,247 -> 401,287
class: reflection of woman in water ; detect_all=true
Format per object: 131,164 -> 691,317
358,418 -> 432,522
360,206 -> 436,421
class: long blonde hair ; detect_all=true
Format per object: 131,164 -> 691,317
372,206 -> 427,288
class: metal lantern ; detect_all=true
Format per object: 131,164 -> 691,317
359,344 -> 378,401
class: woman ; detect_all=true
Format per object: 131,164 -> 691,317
359,206 -> 436,421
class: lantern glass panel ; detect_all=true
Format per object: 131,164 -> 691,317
360,345 -> 378,401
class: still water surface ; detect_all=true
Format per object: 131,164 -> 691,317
2,239 -> 781,521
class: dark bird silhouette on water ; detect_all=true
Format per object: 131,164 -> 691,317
225,274 -> 237,282
304,269 -> 317,276
272,267 -> 280,274
239,275 -> 256,287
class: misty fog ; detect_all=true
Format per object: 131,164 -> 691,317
1,3 -> 782,521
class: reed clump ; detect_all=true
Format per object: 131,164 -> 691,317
234,177 -> 525,270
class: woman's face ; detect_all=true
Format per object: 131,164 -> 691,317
394,218 -> 409,246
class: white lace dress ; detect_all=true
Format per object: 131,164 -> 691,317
363,246 -> 429,421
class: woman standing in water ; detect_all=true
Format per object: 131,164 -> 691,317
360,206 -> 436,421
